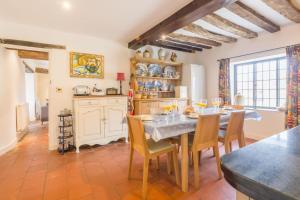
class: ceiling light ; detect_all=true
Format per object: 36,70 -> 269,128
62,1 -> 71,10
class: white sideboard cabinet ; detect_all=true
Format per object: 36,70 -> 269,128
73,96 -> 128,153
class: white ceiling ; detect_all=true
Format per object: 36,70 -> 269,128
0,0 -> 192,43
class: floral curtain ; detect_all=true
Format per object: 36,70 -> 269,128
286,45 -> 300,129
219,58 -> 231,106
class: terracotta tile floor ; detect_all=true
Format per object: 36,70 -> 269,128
0,124 -> 255,200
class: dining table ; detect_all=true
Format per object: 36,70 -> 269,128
141,109 -> 262,192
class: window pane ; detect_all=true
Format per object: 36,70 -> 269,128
264,91 -> 270,98
280,70 -> 286,79
237,67 -> 243,74
270,90 -> 276,98
263,81 -> 269,89
280,98 -> 286,107
270,99 -> 276,107
257,63 -> 263,72
257,71 -> 263,80
257,99 -> 263,107
270,80 -> 276,89
279,59 -> 287,69
263,71 -> 269,79
280,79 -> 286,89
263,62 -> 269,71
270,70 -> 276,79
270,61 -> 276,71
257,90 -> 263,98
280,89 -> 286,98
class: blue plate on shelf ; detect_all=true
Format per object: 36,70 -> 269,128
148,64 -> 162,77
153,80 -> 162,89
144,81 -> 155,89
164,66 -> 176,78
136,63 -> 148,76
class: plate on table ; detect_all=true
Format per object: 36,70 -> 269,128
187,113 -> 199,119
148,64 -> 162,77
139,115 -> 153,121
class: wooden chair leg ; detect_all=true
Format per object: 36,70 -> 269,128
213,145 -> 216,157
156,156 -> 160,170
198,150 -> 202,165
239,131 -> 246,148
172,149 -> 180,186
224,142 -> 231,154
128,147 -> 134,179
229,142 -> 232,152
213,145 -> 222,179
142,158 -> 150,200
189,151 -> 193,166
193,150 -> 200,188
167,152 -> 172,175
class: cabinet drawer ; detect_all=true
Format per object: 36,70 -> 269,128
78,100 -> 99,106
107,98 -> 127,105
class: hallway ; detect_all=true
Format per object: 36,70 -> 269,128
0,125 -> 240,200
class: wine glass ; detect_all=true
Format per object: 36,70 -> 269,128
212,98 -> 222,112
196,99 -> 208,113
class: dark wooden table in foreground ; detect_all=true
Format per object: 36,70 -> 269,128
221,126 -> 300,200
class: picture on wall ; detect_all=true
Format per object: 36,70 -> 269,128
70,52 -> 104,79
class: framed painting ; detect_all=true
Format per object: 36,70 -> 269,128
70,52 -> 104,79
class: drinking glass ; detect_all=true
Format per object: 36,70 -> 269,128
212,98 -> 222,112
196,99 -> 208,113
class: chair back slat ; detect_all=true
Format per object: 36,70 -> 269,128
127,115 -> 148,155
226,111 -> 245,141
193,114 -> 220,150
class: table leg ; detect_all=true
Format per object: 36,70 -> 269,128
181,133 -> 189,192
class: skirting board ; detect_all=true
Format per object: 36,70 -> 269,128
0,137 -> 17,156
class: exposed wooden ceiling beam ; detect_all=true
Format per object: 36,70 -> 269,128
183,23 -> 237,43
168,33 -> 221,47
149,41 -> 194,53
18,49 -> 49,60
35,67 -> 48,74
226,1 -> 280,33
0,38 -> 66,49
165,38 -> 212,49
128,0 -> 237,49
261,0 -> 300,23
157,40 -> 203,51
202,13 -> 258,39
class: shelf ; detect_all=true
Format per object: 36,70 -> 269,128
59,125 -> 73,128
58,135 -> 73,139
131,56 -> 182,66
58,113 -> 72,117
135,76 -> 181,80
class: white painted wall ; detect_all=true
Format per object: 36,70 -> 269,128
0,47 -> 26,155
25,73 -> 36,121
195,24 -> 300,140
35,73 -> 49,106
0,21 -> 202,150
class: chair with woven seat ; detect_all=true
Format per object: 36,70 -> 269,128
218,111 -> 245,154
190,114 -> 222,188
127,115 -> 180,199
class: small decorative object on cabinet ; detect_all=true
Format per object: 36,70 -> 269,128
73,96 -> 128,153
116,72 -> 125,95
106,87 -> 118,95
57,113 -> 74,154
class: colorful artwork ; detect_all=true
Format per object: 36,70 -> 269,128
70,52 -> 104,78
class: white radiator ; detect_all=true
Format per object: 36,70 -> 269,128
16,103 -> 29,132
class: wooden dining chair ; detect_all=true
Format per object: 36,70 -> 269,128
127,115 -> 180,199
218,111 -> 245,154
190,114 -> 222,188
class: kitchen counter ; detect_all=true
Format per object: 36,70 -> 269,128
221,126 -> 300,200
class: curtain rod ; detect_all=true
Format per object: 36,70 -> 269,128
217,43 -> 300,62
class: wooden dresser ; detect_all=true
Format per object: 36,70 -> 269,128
134,98 -> 188,115
73,96 -> 128,153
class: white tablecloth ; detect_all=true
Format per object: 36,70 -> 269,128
143,110 -> 261,142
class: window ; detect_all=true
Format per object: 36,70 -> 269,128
234,57 -> 287,109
